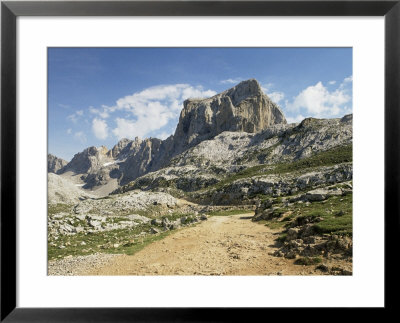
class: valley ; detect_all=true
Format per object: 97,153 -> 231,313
48,79 -> 353,276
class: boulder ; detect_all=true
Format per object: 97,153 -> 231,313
151,218 -> 162,226
305,188 -> 329,201
286,228 -> 300,241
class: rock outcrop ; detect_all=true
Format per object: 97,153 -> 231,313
107,138 -> 132,159
62,146 -> 110,174
172,79 -> 286,153
57,79 -> 288,191
55,80 -> 353,198
48,154 -> 68,174
118,137 -> 164,185
115,115 -> 353,198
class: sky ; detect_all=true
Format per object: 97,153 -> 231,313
48,48 -> 352,161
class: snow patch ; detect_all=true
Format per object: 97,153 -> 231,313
103,160 -> 123,167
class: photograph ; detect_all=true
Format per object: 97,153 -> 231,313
47,47 -> 353,276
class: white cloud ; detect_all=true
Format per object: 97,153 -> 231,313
261,82 -> 274,93
220,78 -> 242,85
66,128 -> 72,135
109,84 -> 216,140
74,131 -> 87,143
267,91 -> 285,103
92,118 -> 108,140
67,110 -> 84,123
89,106 -> 110,119
112,104 -> 171,140
260,82 -> 284,103
112,118 -> 136,139
344,75 -> 353,83
328,80 -> 336,85
286,78 -> 351,117
67,114 -> 78,123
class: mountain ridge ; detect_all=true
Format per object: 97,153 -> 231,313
48,154 -> 68,174
53,79 -> 288,191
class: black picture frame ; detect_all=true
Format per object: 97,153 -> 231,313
1,0 -> 399,321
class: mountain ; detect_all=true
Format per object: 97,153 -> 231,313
172,78 -> 286,153
48,173 -> 96,204
48,154 -> 68,174
114,114 -> 353,205
56,79 -> 287,192
48,79 -> 353,273
61,145 -> 110,175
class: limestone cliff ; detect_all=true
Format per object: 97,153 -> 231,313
47,154 -> 68,174
58,79 -> 288,190
62,146 -> 109,174
172,79 -> 286,152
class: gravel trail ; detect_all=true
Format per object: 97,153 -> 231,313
48,253 -> 120,276
83,213 -> 331,276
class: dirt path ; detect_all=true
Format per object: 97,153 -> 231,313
85,213 -> 328,276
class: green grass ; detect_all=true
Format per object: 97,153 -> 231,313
211,164 -> 268,191
111,231 -> 172,256
161,212 -> 195,222
208,209 -> 253,216
48,223 -> 173,260
114,143 -> 352,199
299,194 -> 353,236
273,144 -> 352,175
48,203 -> 73,215
205,144 -> 352,193
48,209 -> 198,260
259,192 -> 352,237
276,233 -> 287,243
264,221 -> 287,230
128,205 -> 167,218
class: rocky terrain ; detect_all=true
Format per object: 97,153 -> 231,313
85,212 -> 351,276
48,173 -> 96,204
48,154 -> 68,174
52,79 -> 286,192
48,79 -> 352,275
114,115 -> 352,204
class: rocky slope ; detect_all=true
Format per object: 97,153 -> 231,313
47,189 -> 235,261
48,154 -> 68,174
115,115 -> 352,203
171,78 -> 286,155
48,78 -> 353,274
56,79 -> 287,191
61,145 -> 111,175
48,173 -> 96,204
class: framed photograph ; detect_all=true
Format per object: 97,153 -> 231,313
1,0 -> 398,320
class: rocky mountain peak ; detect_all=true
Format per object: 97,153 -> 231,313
108,138 -> 132,159
222,78 -> 264,104
183,79 -> 263,110
62,145 -> 110,174
174,78 -> 286,151
47,154 -> 68,174
56,79 -> 288,190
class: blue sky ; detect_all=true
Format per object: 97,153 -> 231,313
48,48 -> 352,161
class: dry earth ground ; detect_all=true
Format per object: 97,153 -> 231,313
85,213 -> 350,276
